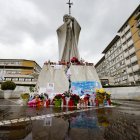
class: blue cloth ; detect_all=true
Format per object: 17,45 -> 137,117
71,81 -> 101,96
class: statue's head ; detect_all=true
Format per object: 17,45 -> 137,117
63,14 -> 69,22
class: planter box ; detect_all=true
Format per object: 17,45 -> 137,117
22,99 -> 28,106
4,90 -> 13,99
0,90 -> 4,98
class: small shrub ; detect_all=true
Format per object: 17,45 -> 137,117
1,81 -> 16,90
29,86 -> 35,92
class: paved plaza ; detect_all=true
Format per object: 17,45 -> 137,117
0,99 -> 140,140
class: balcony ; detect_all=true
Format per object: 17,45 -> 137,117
120,31 -> 125,37
124,51 -> 129,58
127,67 -> 132,73
133,65 -> 139,71
124,25 -> 130,33
131,56 -> 137,63
136,21 -> 140,28
134,75 -> 140,81
135,12 -> 140,20
126,31 -> 132,39
122,44 -> 127,50
127,39 -> 133,46
129,47 -> 135,54
125,59 -> 131,65
128,76 -> 134,82
121,38 -> 126,43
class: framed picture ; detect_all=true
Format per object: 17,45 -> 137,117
47,83 -> 54,91
44,117 -> 52,126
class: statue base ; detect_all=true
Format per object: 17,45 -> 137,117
37,63 -> 101,94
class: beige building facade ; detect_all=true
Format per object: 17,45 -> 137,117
95,5 -> 140,85
0,59 -> 41,86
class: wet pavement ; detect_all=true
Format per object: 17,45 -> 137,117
0,99 -> 140,140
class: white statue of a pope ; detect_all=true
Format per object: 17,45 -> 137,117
57,14 -> 81,62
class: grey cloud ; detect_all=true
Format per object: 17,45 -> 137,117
0,0 -> 139,66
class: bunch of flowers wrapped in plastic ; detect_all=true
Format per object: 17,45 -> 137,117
71,57 -> 79,64
54,94 -> 62,100
95,88 -> 111,106
53,94 -> 63,107
69,94 -> 80,106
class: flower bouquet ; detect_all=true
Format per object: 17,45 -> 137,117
70,94 -> 80,106
71,57 -> 79,64
95,88 -> 111,106
54,94 -> 62,107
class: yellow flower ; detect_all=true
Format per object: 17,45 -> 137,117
95,89 -> 99,92
99,88 -> 105,93
100,122 -> 109,127
106,92 -> 111,95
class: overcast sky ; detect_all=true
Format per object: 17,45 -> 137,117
0,0 -> 139,67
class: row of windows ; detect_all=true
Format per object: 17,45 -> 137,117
124,44 -> 134,53
115,75 -> 128,82
120,24 -> 130,35
4,77 -> 36,82
126,52 -> 136,60
106,41 -> 122,57
106,46 -> 123,60
106,56 -> 124,70
121,29 -> 131,39
6,71 -> 21,74
127,61 -> 138,68
122,37 -> 132,46
129,70 -> 140,76
0,62 -> 21,65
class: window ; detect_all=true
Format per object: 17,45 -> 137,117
127,37 -> 132,42
25,78 -> 31,82
122,69 -> 126,73
123,41 -> 127,46
132,61 -> 138,66
129,73 -> 133,77
125,29 -> 130,35
122,34 -> 125,39
128,44 -> 134,50
5,78 -> 11,81
12,78 -> 18,81
138,30 -> 140,37
128,64 -> 131,68
19,78 -> 25,81
130,52 -> 135,58
125,49 -> 128,52
11,62 -> 14,64
123,76 -> 127,80
114,45 -> 116,49
118,57 -> 120,61
134,70 -> 140,76
122,60 -> 125,65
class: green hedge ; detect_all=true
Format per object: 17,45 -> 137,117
1,81 -> 16,90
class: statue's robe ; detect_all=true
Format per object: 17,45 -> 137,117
57,18 -> 81,62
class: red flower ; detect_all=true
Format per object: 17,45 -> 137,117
54,94 -> 62,99
71,94 -> 80,100
71,57 -> 79,63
